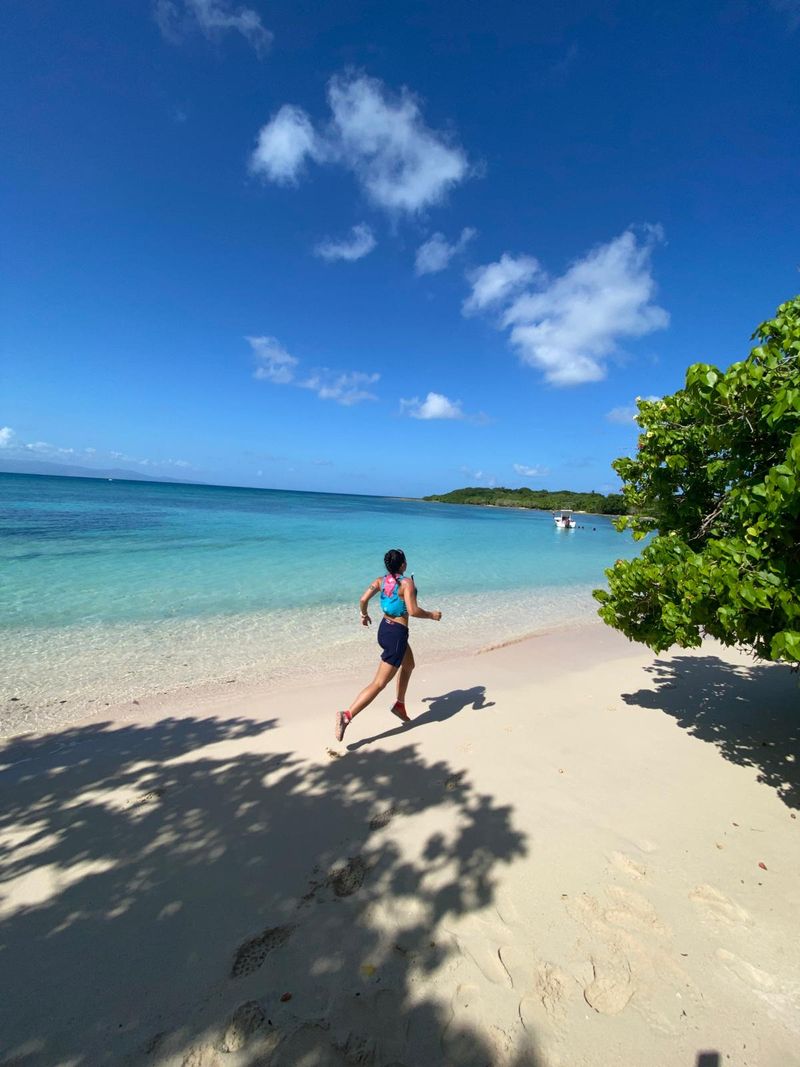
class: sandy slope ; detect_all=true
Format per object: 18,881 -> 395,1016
0,624 -> 798,1067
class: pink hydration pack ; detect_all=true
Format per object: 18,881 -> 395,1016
380,574 -> 406,617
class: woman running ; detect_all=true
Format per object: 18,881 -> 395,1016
335,548 -> 442,742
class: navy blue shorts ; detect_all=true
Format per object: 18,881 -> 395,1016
378,618 -> 409,667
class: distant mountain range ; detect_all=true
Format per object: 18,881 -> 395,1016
0,456 -> 195,484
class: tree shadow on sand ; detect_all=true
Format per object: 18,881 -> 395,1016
347,685 -> 495,752
621,655 -> 799,809
0,708 -> 540,1066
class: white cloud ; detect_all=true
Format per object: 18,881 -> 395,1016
463,253 -> 541,315
250,106 -> 321,186
327,74 -> 470,213
458,464 -> 496,487
314,223 -> 376,262
606,406 -> 637,424
415,227 -> 475,275
300,370 -> 380,406
606,395 -> 660,423
513,463 -> 549,477
250,72 -> 471,215
247,335 -> 300,384
467,229 -> 668,386
400,392 -> 464,420
247,336 -> 378,406
0,432 -> 192,471
154,0 -> 272,52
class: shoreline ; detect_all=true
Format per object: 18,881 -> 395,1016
1,623 -> 797,1065
0,595 -> 609,739
1,615 -> 616,742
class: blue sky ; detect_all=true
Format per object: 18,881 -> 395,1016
2,0 -> 799,497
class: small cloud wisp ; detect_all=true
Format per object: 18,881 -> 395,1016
415,227 -> 476,276
314,224 -> 376,262
154,0 -> 272,53
248,336 -> 379,406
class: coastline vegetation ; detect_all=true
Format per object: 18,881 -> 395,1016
422,487 -> 627,514
595,295 -> 800,664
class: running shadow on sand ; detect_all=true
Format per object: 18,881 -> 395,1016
0,705 -> 538,1066
621,655 -> 799,809
347,685 -> 495,751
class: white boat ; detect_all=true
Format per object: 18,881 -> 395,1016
553,509 -> 576,529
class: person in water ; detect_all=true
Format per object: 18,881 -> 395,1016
335,548 -> 442,742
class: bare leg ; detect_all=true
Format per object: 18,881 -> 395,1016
348,660 -> 399,719
395,645 -> 415,704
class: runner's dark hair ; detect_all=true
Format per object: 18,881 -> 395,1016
384,548 -> 406,577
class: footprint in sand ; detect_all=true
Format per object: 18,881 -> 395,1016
610,851 -> 647,880
219,1001 -> 267,1053
583,955 -> 635,1015
446,930 -> 509,986
369,807 -> 396,831
329,855 -> 369,897
567,885 -> 670,940
536,962 -> 575,1020
495,941 -> 531,991
564,890 -> 680,1019
517,961 -> 576,1026
181,1045 -> 219,1067
296,855 -> 371,908
230,923 -> 296,978
496,942 -> 576,1034
604,885 -> 669,937
127,786 -> 167,808
689,884 -> 750,925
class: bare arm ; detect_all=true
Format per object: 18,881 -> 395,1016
402,579 -> 442,621
359,578 -> 381,627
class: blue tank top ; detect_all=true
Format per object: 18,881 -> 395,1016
380,574 -> 409,617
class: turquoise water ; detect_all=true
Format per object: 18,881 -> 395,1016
1,473 -> 640,723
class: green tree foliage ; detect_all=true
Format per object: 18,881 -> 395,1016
423,487 -> 627,514
594,296 -> 800,663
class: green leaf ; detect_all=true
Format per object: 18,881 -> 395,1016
599,293 -> 800,663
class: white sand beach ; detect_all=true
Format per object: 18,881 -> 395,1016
0,623 -> 798,1067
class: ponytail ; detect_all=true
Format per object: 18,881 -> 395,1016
383,548 -> 406,576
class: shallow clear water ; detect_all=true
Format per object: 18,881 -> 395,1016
0,474 -> 640,722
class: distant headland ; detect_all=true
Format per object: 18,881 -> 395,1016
422,486 -> 628,514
